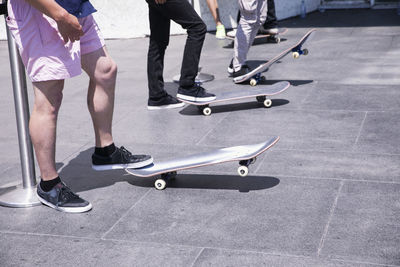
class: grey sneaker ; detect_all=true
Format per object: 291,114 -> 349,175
37,182 -> 92,213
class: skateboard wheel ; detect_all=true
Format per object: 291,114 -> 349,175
203,107 -> 212,116
264,99 -> 272,108
293,52 -> 300,59
238,166 -> 249,177
250,79 -> 257,86
256,96 -> 266,103
303,49 -> 309,56
275,37 -> 281,43
154,179 -> 167,190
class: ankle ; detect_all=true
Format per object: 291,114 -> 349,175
95,143 -> 116,157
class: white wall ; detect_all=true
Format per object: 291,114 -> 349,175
0,0 -> 320,40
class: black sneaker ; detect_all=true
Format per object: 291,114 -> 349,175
148,94 -> 185,110
37,182 -> 92,213
232,64 -> 251,78
92,146 -> 153,171
177,84 -> 216,102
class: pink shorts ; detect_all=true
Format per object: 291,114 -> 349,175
6,0 -> 105,82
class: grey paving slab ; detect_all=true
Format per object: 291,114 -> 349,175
111,103 -> 229,146
105,178 -> 340,256
302,83 -> 400,111
1,8 -> 400,267
0,174 -> 150,238
320,182 -> 400,266
354,111 -> 400,155
198,108 -> 365,151
0,233 -> 201,267
259,149 -> 400,183
194,248 -> 380,267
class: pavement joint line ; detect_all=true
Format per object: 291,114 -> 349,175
297,82 -> 317,107
100,188 -> 152,240
330,257 -> 400,267
317,180 -> 344,256
353,111 -> 368,149
195,113 -> 230,146
263,174 -> 400,185
1,230 -> 398,267
273,147 -> 400,157
101,237 -> 340,263
0,229 -> 98,241
190,247 -> 205,267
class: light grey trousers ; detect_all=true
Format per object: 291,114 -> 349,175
233,0 -> 268,71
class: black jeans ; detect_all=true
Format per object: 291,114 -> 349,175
264,0 -> 277,28
146,0 -> 207,100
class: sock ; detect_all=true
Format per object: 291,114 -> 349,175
95,143 -> 116,157
40,176 -> 62,192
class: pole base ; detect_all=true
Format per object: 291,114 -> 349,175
0,181 -> 41,208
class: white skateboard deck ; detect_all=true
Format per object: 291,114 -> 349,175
234,29 -> 317,85
125,136 -> 280,190
179,81 -> 290,115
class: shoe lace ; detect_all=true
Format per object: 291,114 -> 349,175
194,84 -> 205,96
58,184 -> 79,204
119,146 -> 133,162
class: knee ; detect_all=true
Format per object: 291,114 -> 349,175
33,81 -> 64,116
94,59 -> 118,89
188,21 -> 207,39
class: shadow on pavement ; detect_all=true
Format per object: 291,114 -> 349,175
280,9 -> 400,28
126,173 -> 280,193
257,79 -> 314,86
58,148 -> 280,193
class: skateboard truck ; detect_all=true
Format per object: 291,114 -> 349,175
292,46 -> 309,59
238,158 -> 256,177
250,72 -> 267,87
154,171 -> 177,190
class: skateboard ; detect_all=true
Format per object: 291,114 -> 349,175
226,28 -> 288,44
178,81 -> 290,116
233,29 -> 316,86
125,136 -> 280,190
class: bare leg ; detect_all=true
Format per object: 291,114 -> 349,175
206,0 -> 222,26
81,46 -> 117,148
30,80 -> 64,181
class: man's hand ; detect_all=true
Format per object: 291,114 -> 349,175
25,0 -> 83,43
56,12 -> 84,43
155,0 -> 167,4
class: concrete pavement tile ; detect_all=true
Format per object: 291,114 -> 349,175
105,178 -> 340,256
111,104 -> 229,146
259,149 -> 400,183
194,248 -> 380,267
319,182 -> 400,266
199,109 -> 365,151
0,233 -> 201,267
0,166 -> 151,238
354,111 -> 400,154
302,83 -> 400,111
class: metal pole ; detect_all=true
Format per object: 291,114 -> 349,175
0,3 -> 40,207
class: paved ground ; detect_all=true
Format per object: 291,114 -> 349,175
0,9 -> 399,267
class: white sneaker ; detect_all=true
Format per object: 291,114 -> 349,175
226,29 -> 236,38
